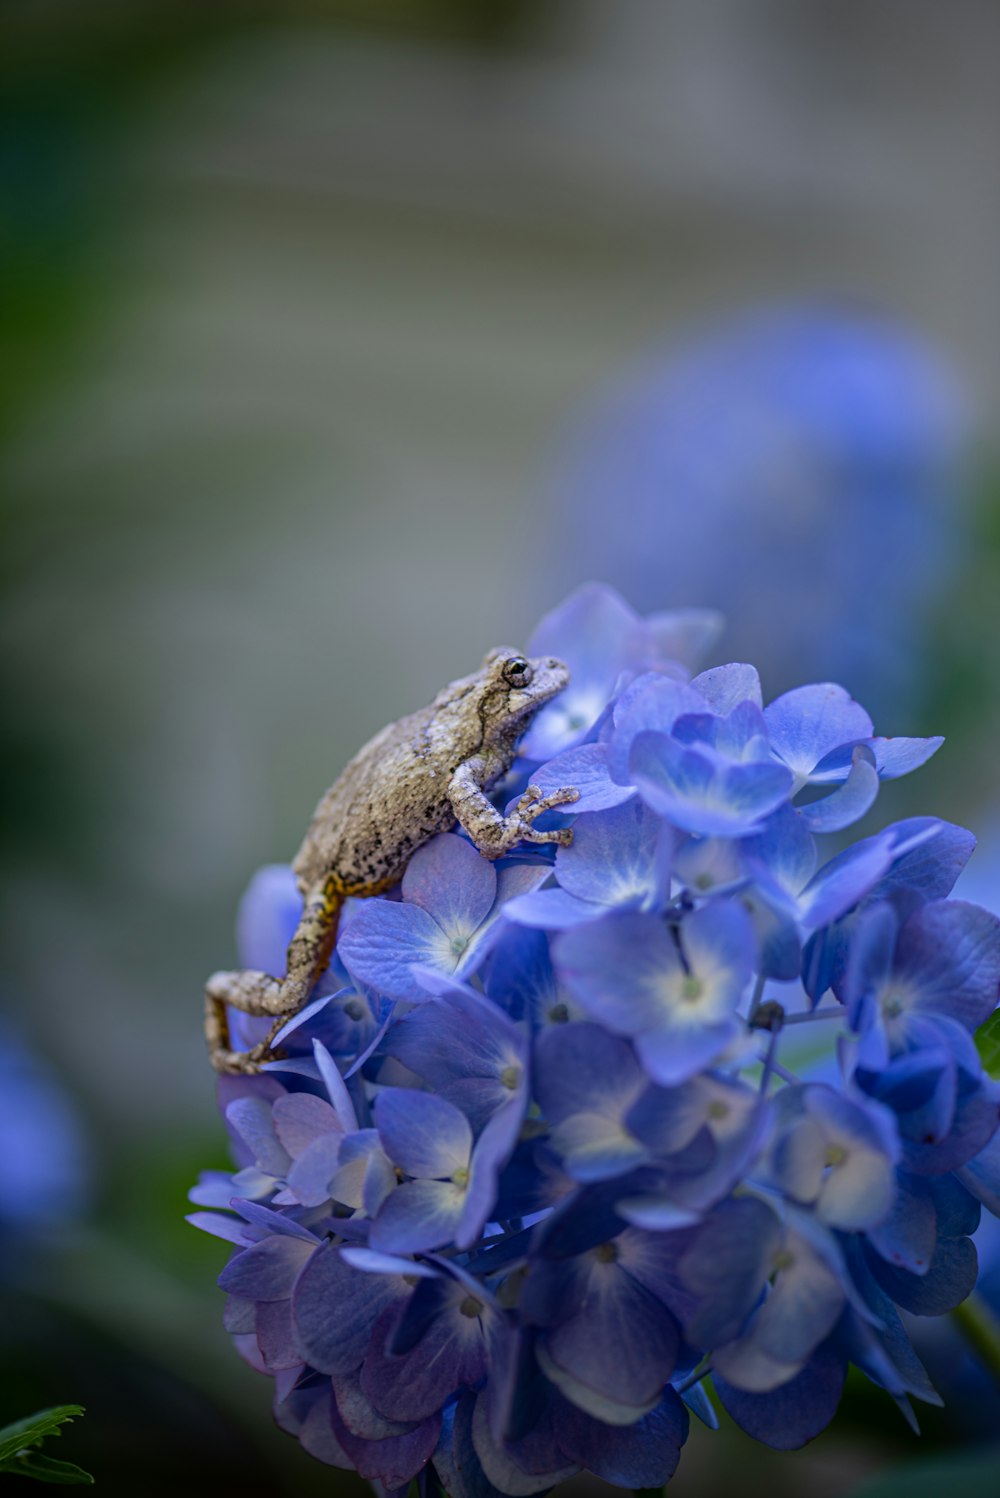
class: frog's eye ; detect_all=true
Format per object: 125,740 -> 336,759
502,656 -> 533,687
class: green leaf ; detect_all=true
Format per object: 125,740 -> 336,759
975,1007 -> 1000,1078
0,1406 -> 93,1485
5,1451 -> 95,1485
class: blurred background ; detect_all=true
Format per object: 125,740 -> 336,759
3,1 -> 1000,1493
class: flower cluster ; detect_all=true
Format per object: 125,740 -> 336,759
190,583 -> 1000,1495
549,304 -> 966,713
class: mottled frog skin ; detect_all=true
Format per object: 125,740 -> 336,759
205,649 -> 578,1073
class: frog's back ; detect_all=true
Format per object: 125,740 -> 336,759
291,693 -> 482,893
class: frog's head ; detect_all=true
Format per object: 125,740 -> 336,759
477,648 -> 570,745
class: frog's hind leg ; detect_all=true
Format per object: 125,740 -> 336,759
205,878 -> 344,1075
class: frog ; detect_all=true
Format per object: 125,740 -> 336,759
205,648 -> 579,1074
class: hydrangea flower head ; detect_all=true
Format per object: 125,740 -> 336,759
191,583 -> 1000,1492
548,305 -> 967,712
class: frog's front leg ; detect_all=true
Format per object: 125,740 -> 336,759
448,758 -> 579,861
204,876 -> 343,1074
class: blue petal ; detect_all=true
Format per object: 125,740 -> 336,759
957,1131 -> 1000,1215
871,736 -> 944,779
895,899 -> 1000,1030
798,746 -> 879,832
339,899 -> 452,1003
553,798 -> 672,911
285,1131 -> 342,1207
608,674 -> 710,784
534,1023 -> 644,1127
554,1387 -> 688,1488
370,1178 -> 468,1255
375,1089 -> 472,1179
741,805 -> 817,900
691,662 -> 763,714
521,583 -> 639,760
538,1254 -> 681,1415
401,833 -> 497,939
798,832 -> 896,928
631,732 -> 792,837
524,743 -> 635,814
503,886 -> 604,930
871,817 -> 976,899
553,910 -> 684,1036
634,609 -> 723,673
237,863 -> 302,972
765,683 -> 873,780
678,1197 -> 782,1347
225,1095 -> 292,1179
714,1342 -> 845,1449
382,984 -> 528,1135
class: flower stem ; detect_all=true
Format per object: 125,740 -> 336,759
952,1293 -> 1000,1386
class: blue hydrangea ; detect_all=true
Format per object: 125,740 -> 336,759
546,304 -> 967,714
1,1029 -> 89,1261
190,583 -> 1000,1492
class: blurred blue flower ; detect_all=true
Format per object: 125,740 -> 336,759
191,582 -> 1000,1493
0,1024 -> 88,1250
548,305 -> 967,713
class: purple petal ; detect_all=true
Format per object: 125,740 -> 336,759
291,1242 -> 410,1374
362,1286 -> 490,1423
329,1395 -> 441,1489
256,1299 -> 302,1370
186,1210 -> 249,1246
218,1234 -> 315,1300
230,1199 -> 319,1244
271,1092 -> 342,1158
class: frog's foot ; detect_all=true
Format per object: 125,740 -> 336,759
204,968 -> 297,1075
513,783 -> 580,848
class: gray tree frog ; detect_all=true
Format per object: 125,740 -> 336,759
205,649 -> 579,1073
